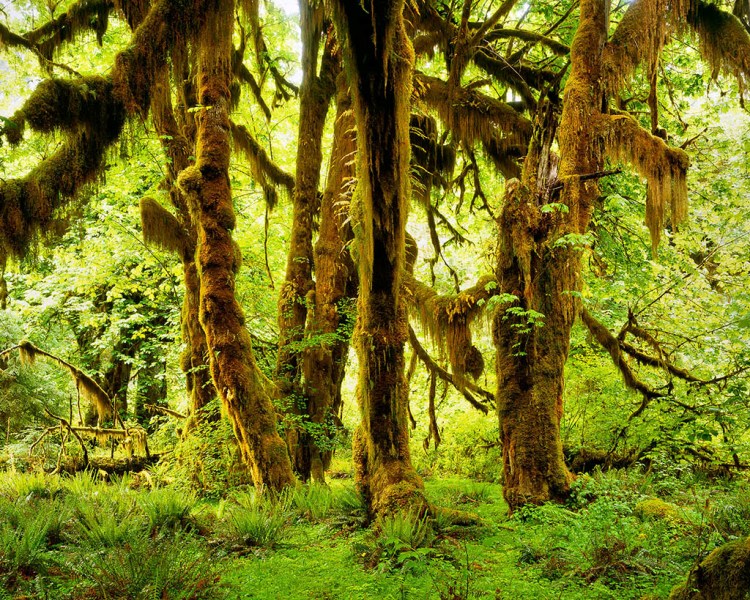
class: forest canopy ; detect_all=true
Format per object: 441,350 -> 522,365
2,0 -> 750,598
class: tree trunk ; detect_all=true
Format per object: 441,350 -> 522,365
333,0 -> 424,515
276,2 -> 337,479
149,70 -> 218,419
135,353 -> 167,426
180,0 -> 294,491
298,74 -> 358,483
494,1 -> 608,510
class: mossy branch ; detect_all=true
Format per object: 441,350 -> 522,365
0,340 -> 116,425
0,21 -> 36,51
24,0 -> 114,57
143,404 -> 187,419
0,124 -> 123,256
580,307 -> 665,404
408,325 -> 493,413
230,121 -> 295,198
483,27 -> 570,56
4,76 -> 123,143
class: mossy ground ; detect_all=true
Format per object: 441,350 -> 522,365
0,464 -> 746,599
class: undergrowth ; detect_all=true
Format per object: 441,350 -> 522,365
0,465 -> 744,599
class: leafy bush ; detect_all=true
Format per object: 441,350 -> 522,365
411,411 -> 501,481
152,400 -> 251,499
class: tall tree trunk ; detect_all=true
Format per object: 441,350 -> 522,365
493,1 -> 608,510
149,70 -> 217,418
276,2 -> 337,479
333,0 -> 424,515
180,0 -> 294,491
298,74 -> 358,483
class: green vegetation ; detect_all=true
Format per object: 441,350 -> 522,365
0,468 -> 744,598
3,0 -> 750,597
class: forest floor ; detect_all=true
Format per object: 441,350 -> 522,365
0,461 -> 744,599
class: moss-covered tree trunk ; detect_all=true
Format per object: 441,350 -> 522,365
298,75 -> 358,483
276,1 -> 337,480
181,0 -> 294,491
494,1 -> 608,510
149,72 -> 217,418
333,0 -> 424,515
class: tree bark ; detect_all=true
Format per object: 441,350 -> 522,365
333,0 -> 425,515
180,0 -> 294,491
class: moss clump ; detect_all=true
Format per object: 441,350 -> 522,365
635,497 -> 682,522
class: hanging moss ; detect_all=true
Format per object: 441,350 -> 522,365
230,122 -> 295,198
603,0 -> 671,95
416,73 -> 532,152
685,1 -> 750,81
406,274 -> 496,379
139,196 -> 191,260
597,113 -> 689,250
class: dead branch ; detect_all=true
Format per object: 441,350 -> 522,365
44,408 -> 88,469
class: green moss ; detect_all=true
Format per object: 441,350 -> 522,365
635,497 -> 682,522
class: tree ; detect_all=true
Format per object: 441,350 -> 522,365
331,0 -> 426,514
0,0 -> 295,490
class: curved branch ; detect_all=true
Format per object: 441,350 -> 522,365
484,27 -> 570,55
408,325 -> 493,413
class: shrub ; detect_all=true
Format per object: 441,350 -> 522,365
73,532 -> 224,599
138,487 -> 197,533
287,484 -> 334,522
0,503 -> 57,585
73,492 -> 146,548
0,470 -> 60,502
222,491 -> 289,548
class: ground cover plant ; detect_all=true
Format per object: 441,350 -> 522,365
0,465 -> 745,598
